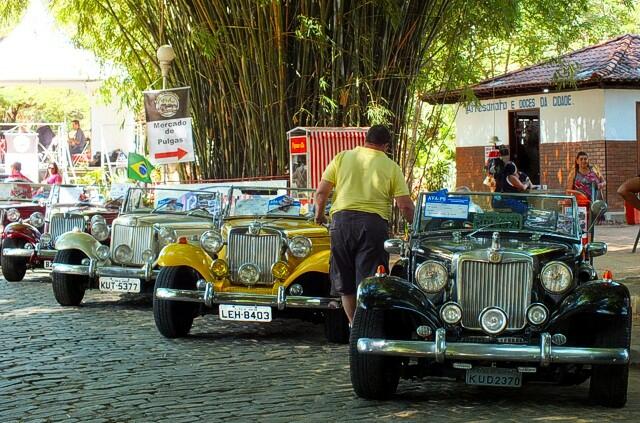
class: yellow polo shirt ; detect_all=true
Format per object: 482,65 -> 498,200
321,146 -> 410,221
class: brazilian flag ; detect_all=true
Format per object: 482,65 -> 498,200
128,153 -> 154,183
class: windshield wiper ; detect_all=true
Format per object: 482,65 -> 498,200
468,221 -> 514,239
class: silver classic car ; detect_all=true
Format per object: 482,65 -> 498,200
50,185 -> 223,306
350,190 -> 630,407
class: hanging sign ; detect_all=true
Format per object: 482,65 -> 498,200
143,87 -> 195,165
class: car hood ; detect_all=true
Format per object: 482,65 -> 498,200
113,213 -> 212,228
222,217 -> 328,238
417,237 -> 572,261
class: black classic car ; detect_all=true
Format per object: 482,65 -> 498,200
350,190 -> 631,407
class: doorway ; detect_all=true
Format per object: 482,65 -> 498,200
508,109 -> 540,185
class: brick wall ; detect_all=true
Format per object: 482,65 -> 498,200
606,141 -> 637,211
457,141 -> 637,211
455,146 -> 487,191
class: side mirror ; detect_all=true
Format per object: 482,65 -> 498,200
384,238 -> 405,255
586,241 -> 607,258
590,200 -> 607,218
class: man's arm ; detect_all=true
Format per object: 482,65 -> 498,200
395,195 -> 415,224
314,179 -> 334,224
617,176 -> 640,210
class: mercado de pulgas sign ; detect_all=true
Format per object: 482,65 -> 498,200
143,87 -> 195,165
464,94 -> 574,114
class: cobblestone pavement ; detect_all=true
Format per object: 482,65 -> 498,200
1,272 -> 638,422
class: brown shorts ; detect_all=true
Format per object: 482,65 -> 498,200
329,210 -> 389,296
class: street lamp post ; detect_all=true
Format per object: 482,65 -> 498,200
156,45 -> 175,90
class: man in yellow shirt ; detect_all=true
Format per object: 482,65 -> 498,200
314,125 -> 415,324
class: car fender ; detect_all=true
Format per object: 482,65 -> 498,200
3,222 -> 40,244
547,280 -> 631,332
357,275 -> 440,328
156,243 -> 215,280
55,231 -> 101,259
283,250 -> 330,286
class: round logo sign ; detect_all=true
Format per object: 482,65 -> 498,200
13,134 -> 32,153
155,92 -> 180,118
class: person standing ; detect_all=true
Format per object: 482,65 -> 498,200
566,151 -> 606,201
314,125 -> 415,324
44,162 -> 63,185
69,120 -> 87,154
617,175 -> 640,211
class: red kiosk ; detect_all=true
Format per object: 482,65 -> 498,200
287,127 -> 368,189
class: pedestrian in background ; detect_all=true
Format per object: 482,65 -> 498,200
617,175 -> 640,211
44,162 -> 63,185
69,120 -> 87,154
567,151 -> 606,201
314,125 -> 415,324
9,162 -> 31,182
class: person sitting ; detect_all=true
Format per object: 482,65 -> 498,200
44,162 -> 63,185
493,161 -> 530,214
9,161 -> 31,182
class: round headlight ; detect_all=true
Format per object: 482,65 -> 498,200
211,259 -> 229,277
7,208 -> 20,222
238,263 -> 260,285
526,303 -> 549,326
440,302 -> 462,324
91,215 -> 106,225
415,261 -> 448,293
158,227 -> 177,244
40,233 -> 52,246
541,261 -> 573,293
271,261 -> 290,280
96,245 -> 110,261
200,230 -> 223,254
289,236 -> 312,258
141,249 -> 155,263
114,245 -> 133,263
479,307 -> 508,335
91,222 -> 109,241
29,212 -> 44,227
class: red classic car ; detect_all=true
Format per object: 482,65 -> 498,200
0,181 -> 52,234
1,184 -> 120,281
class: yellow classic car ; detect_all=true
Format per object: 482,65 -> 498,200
153,186 -> 349,343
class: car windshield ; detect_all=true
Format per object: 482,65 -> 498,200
0,182 -> 52,202
226,186 -> 316,219
49,185 -> 111,207
416,190 -> 581,238
122,186 -> 224,216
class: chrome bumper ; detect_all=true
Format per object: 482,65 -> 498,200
3,248 -> 36,258
357,328 -> 629,366
3,247 -> 56,259
156,284 -> 342,311
52,259 -> 159,281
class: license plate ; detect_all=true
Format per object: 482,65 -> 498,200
219,304 -> 272,322
98,277 -> 141,293
43,260 -> 53,270
465,367 -> 522,388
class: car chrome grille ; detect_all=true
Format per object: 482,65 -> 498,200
228,229 -> 281,285
457,259 -> 532,330
50,214 -> 85,241
111,224 -> 154,265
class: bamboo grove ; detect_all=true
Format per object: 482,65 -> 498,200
49,0 -> 456,180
